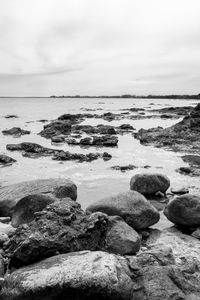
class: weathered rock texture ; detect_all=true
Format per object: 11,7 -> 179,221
0,154 -> 16,166
1,251 -> 134,300
4,199 -> 108,268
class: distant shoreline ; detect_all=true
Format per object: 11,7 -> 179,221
0,94 -> 200,99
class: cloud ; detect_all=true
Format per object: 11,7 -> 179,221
0,0 -> 200,95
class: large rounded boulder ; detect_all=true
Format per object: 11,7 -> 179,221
0,178 -> 77,217
130,173 -> 170,195
0,251 -> 134,300
86,191 -> 160,230
164,194 -> 200,227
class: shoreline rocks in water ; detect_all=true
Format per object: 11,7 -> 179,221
6,142 -> 112,162
0,178 -> 77,216
2,127 -> 30,136
0,154 -> 16,167
134,103 -> 200,154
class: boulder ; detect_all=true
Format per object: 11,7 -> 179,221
0,154 -> 16,166
86,191 -> 160,230
93,135 -> 118,147
4,199 -> 108,268
11,194 -> 57,227
103,216 -> 140,255
0,178 -> 77,216
2,127 -> 30,136
0,251 -> 133,300
130,173 -> 170,195
164,194 -> 200,227
0,232 -> 9,246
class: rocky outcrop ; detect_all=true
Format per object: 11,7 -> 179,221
11,194 -> 57,227
111,165 -> 138,172
164,194 -> 200,227
86,191 -> 160,230
0,251 -> 134,300
4,199 -> 108,268
6,142 -> 107,162
134,103 -> 200,153
2,127 -> 30,136
66,135 -> 118,147
0,154 -> 16,166
39,120 -> 72,138
130,173 -> 170,195
103,216 -> 140,255
0,178 -> 77,216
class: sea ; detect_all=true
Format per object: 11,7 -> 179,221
0,97 -> 199,211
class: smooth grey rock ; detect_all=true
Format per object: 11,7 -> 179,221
0,178 -> 77,216
86,191 -> 160,230
130,173 -> 170,195
164,194 -> 200,227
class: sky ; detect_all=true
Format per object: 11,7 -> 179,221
0,0 -> 200,96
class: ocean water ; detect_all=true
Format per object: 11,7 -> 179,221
0,97 -> 200,209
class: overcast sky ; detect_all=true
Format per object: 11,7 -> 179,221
0,0 -> 200,96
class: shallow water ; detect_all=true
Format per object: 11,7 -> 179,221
0,97 -> 200,209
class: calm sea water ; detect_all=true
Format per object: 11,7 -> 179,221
0,97 -> 200,210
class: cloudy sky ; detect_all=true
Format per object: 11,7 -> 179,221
0,0 -> 200,96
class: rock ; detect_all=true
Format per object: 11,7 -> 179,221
0,251 -> 133,300
80,137 -> 93,145
118,124 -> 134,130
6,142 -> 102,162
177,167 -> 192,174
4,115 -> 18,119
0,154 -> 16,166
164,194 -> 200,227
93,135 -> 118,147
103,216 -> 140,255
96,124 -> 116,135
73,124 -> 97,134
2,127 -> 30,136
0,223 -> 15,237
39,120 -> 72,138
51,136 -> 65,143
0,178 -> 77,216
102,152 -> 112,160
86,191 -> 160,230
192,228 -> 200,240
171,187 -> 189,195
11,194 -> 57,227
4,199 -> 108,268
134,104 -> 200,153
53,151 -> 101,162
130,173 -> 170,195
111,164 -> 137,172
